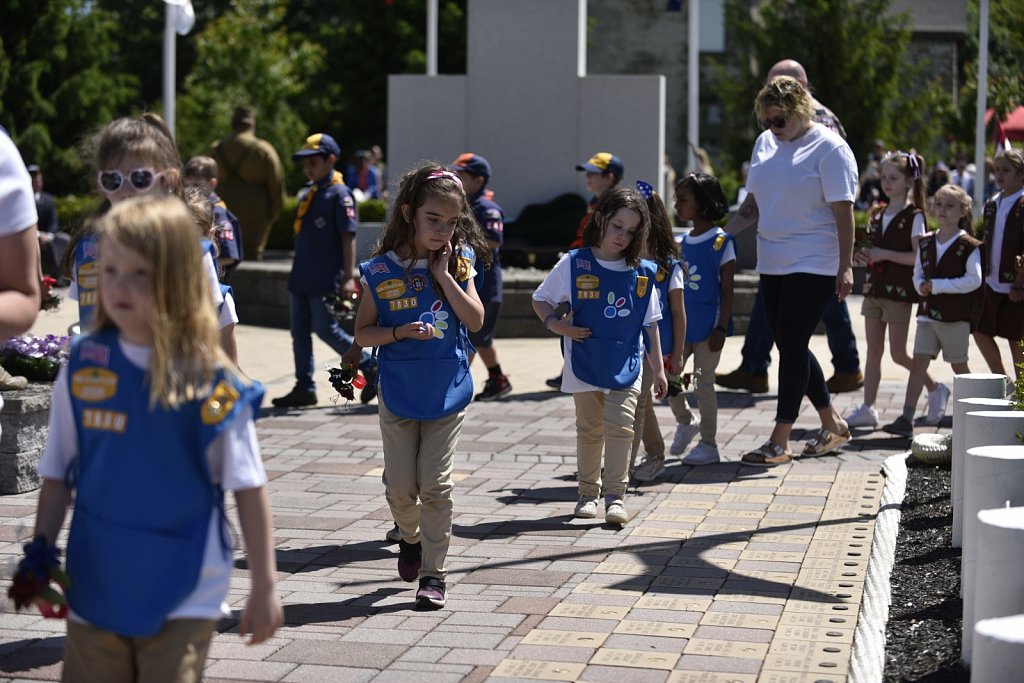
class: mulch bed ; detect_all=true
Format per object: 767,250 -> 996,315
883,457 -> 970,682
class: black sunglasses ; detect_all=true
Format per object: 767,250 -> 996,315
97,168 -> 163,194
763,115 -> 788,130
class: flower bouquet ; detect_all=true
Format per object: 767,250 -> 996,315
40,276 -> 61,312
1,335 -> 70,383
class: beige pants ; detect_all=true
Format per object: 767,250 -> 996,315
63,618 -> 216,683
574,386 -> 640,499
379,388 -> 463,580
629,361 -> 665,470
674,340 -> 722,447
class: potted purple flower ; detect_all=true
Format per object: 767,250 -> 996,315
1,335 -> 69,384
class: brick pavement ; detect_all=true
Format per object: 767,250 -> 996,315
0,295 -> 958,682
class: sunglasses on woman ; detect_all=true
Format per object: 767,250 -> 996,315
97,168 -> 163,194
763,115 -> 789,130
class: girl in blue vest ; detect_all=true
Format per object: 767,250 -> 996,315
354,164 -> 490,609
61,114 -> 226,343
630,182 -> 687,482
24,196 -> 282,681
533,187 -> 668,526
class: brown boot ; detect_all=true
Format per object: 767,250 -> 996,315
0,365 -> 28,391
826,371 -> 864,393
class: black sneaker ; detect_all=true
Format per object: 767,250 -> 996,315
882,415 -> 914,438
271,386 -> 317,408
545,374 -> 562,390
360,363 -> 378,404
475,376 -> 512,401
397,539 -> 421,582
415,576 -> 447,609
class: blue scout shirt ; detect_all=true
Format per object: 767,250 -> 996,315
569,248 -> 657,389
288,172 -> 358,296
210,191 -> 243,270
470,189 -> 504,303
64,330 -> 263,637
361,247 -> 477,420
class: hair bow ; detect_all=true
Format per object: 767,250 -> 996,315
636,180 -> 654,199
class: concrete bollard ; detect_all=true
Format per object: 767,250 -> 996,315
952,372 -> 1010,546
954,396 -> 1014,547
961,446 -> 1024,663
972,614 -> 1024,683
966,507 -> 1024,665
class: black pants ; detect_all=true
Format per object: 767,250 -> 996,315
760,273 -> 835,424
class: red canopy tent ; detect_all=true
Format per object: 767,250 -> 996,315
986,107 -> 1024,142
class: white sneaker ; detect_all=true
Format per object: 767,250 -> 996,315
605,497 -> 629,525
574,496 -> 598,519
844,403 -> 879,429
633,456 -> 666,482
922,383 -> 951,426
682,442 -> 720,465
669,424 -> 701,455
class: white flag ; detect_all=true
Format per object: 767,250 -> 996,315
164,0 -> 195,36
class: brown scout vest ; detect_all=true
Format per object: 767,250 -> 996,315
916,232 -> 982,323
864,205 -> 921,303
981,193 -> 1024,283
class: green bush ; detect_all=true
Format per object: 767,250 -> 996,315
55,195 -> 102,234
358,199 -> 387,223
265,196 -> 387,251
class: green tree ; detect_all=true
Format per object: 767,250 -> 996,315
0,0 -> 138,195
710,0 -> 946,176
174,0 -> 322,192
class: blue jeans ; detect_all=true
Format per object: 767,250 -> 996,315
740,281 -> 860,376
289,292 -> 373,391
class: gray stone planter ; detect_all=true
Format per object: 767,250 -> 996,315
0,384 -> 51,494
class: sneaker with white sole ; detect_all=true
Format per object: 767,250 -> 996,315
574,496 -> 598,519
844,403 -> 879,429
682,442 -> 720,465
385,523 -> 402,543
604,496 -> 629,525
922,383 -> 951,426
632,456 -> 666,482
669,424 -> 701,456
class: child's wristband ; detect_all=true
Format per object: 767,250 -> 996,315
543,314 -> 560,331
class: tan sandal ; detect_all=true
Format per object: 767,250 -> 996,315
741,441 -> 793,467
802,428 -> 851,456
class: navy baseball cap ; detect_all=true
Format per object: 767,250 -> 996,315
576,152 -> 623,178
450,153 -> 491,180
292,133 -> 340,160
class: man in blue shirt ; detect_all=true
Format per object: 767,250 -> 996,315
273,133 -> 375,408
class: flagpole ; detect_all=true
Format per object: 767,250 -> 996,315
163,3 -> 176,138
687,0 -> 699,174
973,0 -> 989,215
427,0 -> 438,76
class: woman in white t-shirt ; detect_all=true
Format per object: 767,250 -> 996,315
0,129 -> 41,340
725,76 -> 859,466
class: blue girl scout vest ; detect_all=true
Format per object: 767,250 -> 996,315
64,329 -> 263,637
361,247 -> 476,420
682,230 -> 735,343
648,257 -> 682,355
569,248 -> 657,390
200,238 -> 233,315
74,235 -> 100,331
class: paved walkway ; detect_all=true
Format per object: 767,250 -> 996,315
0,293 -> 965,682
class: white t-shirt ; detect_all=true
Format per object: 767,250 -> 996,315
38,338 -> 267,624
912,229 -> 983,323
746,123 -> 858,276
984,187 -> 1024,294
0,131 -> 37,236
533,252 -> 662,394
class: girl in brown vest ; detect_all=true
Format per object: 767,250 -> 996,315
847,151 -> 946,429
883,184 -> 982,437
973,149 -> 1024,380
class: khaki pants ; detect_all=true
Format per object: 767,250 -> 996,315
574,386 -> 640,499
629,361 -> 666,470
672,340 -> 722,447
63,618 -> 216,683
379,388 -> 463,580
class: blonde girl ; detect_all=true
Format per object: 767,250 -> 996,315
974,148 -> 1024,379
27,196 -> 281,681
883,184 -> 983,437
848,151 -> 946,428
355,163 -> 490,610
533,187 -> 668,525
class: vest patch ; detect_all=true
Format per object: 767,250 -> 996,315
636,276 -> 649,298
202,380 -> 240,425
375,278 -> 406,300
408,273 -> 427,292
82,408 -> 127,432
576,274 -> 599,290
78,261 -> 98,289
456,256 -> 472,281
79,291 -> 98,306
577,290 -> 601,300
713,234 -> 726,251
656,267 -> 668,283
389,297 -> 418,311
71,368 -> 118,402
